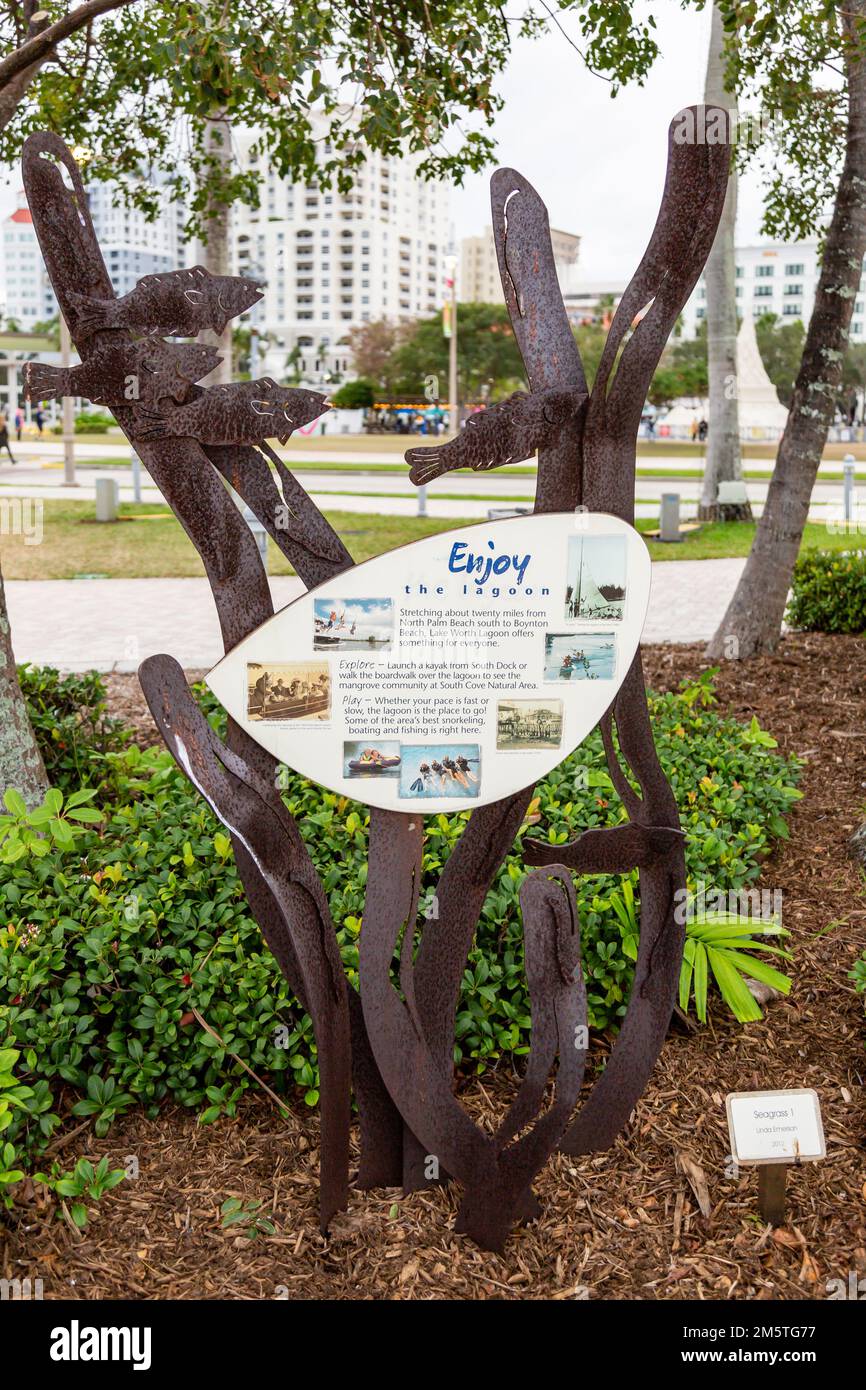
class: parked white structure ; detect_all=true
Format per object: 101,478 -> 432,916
230,123 -> 452,386
460,225 -> 580,305
681,239 -> 866,344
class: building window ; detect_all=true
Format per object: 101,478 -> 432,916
784,283 -> 803,296
754,285 -> 773,297
782,304 -> 801,316
755,264 -> 775,277
785,263 -> 805,276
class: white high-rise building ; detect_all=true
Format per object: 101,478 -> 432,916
1,181 -> 187,329
230,122 -> 451,384
681,239 -> 866,344
86,181 -> 187,298
1,194 -> 58,328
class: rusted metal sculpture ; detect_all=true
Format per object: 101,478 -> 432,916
22,109 -> 730,1252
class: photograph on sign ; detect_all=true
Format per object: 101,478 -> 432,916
246,661 -> 331,722
400,743 -> 481,799
543,631 -> 617,681
343,740 -> 401,779
565,534 -> 627,620
314,597 -> 394,652
206,512 -> 651,812
496,699 -> 563,752
726,1088 -> 826,1165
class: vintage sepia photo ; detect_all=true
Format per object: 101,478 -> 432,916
247,661 -> 331,722
496,699 -> 563,751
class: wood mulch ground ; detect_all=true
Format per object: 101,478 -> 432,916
3,633 -> 865,1300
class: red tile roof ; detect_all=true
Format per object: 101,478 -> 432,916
9,208 -> 32,224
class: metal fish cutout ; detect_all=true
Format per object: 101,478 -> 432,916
23,337 -> 222,408
134,380 -> 330,446
67,265 -> 263,340
406,387 -> 587,485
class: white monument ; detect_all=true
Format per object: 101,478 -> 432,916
734,311 -> 789,437
659,313 -> 789,440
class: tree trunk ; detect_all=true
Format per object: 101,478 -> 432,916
699,2 -> 751,523
706,4 -> 866,659
0,558 -> 48,808
199,113 -> 234,385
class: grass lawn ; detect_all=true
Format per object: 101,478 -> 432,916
0,502 -> 479,580
2,499 -> 864,578
638,518 -> 866,561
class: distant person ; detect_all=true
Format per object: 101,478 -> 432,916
34,406 -> 44,436
14,408 -> 23,441
697,418 -> 708,442
690,417 -> 699,442
0,413 -> 15,464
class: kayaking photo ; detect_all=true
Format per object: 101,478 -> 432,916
565,535 -> 627,621
496,699 -> 563,751
246,661 -> 331,722
543,632 -> 616,682
313,597 -> 394,651
343,740 -> 401,779
399,744 -> 481,800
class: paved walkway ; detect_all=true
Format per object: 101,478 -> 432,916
0,459 -> 854,521
5,559 -> 745,671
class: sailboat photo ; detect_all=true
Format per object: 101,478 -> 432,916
564,535 -> 627,622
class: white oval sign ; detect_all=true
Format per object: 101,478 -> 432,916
206,511 -> 651,813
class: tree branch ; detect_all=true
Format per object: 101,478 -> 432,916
0,0 -> 136,89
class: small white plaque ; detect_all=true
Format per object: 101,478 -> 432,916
726,1088 -> 826,1166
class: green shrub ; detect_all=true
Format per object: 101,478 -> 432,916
787,548 -> 866,633
331,378 -> 375,410
0,672 -> 801,1150
74,411 -> 116,434
19,664 -> 129,793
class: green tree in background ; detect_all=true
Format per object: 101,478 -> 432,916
392,303 -> 526,401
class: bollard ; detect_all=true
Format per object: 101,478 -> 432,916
659,492 -> 682,543
417,484 -> 428,518
131,450 -> 142,504
843,454 -> 856,524
243,505 -> 268,571
95,476 -> 119,522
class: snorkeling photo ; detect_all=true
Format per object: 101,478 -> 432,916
399,743 -> 481,799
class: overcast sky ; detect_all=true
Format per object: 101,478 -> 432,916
0,3 -> 771,286
451,2 -> 767,281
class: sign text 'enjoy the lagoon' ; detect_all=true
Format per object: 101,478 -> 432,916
206,512 -> 651,812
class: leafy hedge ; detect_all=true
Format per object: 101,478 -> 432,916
787,549 -> 866,634
0,670 -> 801,1161
18,664 -> 129,791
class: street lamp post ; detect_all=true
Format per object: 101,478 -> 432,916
446,255 -> 458,437
60,314 -> 77,487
